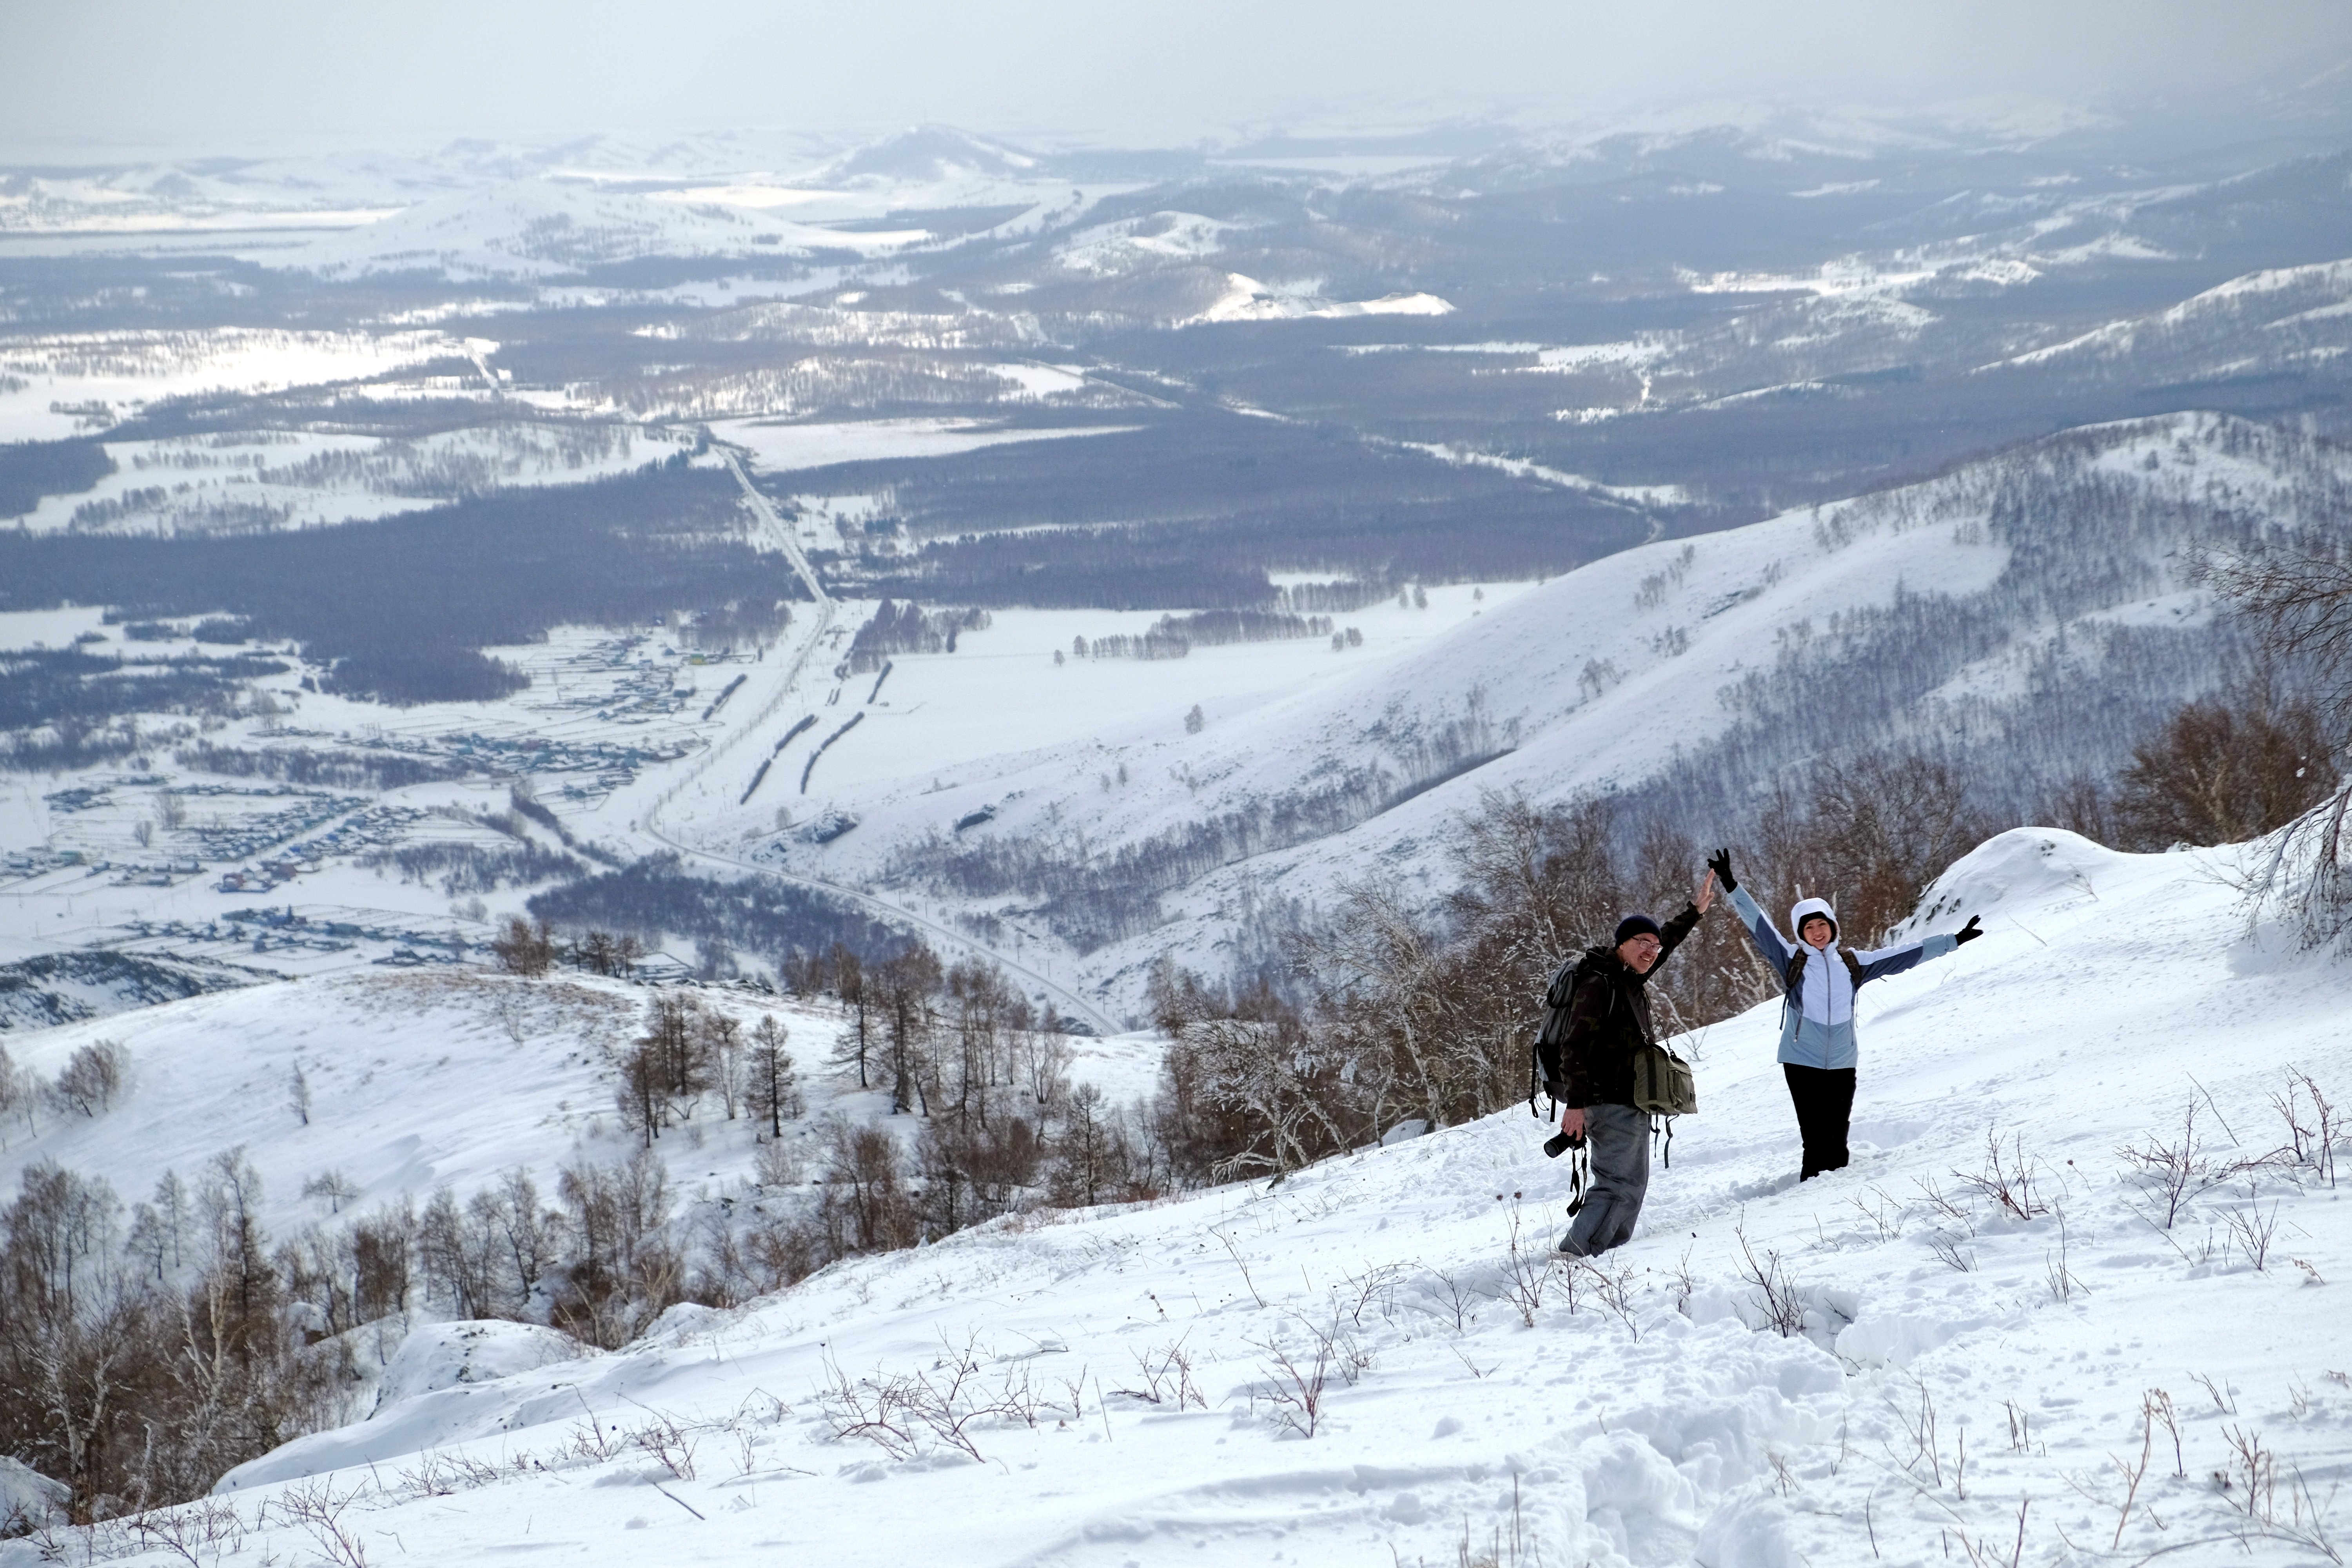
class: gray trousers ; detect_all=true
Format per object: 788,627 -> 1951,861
1561,1103 -> 1651,1257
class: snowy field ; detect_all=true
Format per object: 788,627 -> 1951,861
7,828 -> 2347,1566
0,602 -> 760,1000
0,329 -> 472,443
708,414 -> 1132,473
744,585 -> 1528,803
5,421 -> 673,535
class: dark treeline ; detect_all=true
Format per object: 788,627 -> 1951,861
860,524 -> 1278,610
0,437 -> 116,518
504,784 -> 617,865
1068,609 -> 1338,661
123,617 -> 257,644
1,649 -> 280,771
845,600 -> 991,672
0,648 -> 289,733
805,412 -> 1664,598
527,853 -> 907,972
0,466 -> 806,705
681,597 -> 793,652
361,841 -> 588,896
853,501 -> 1621,608
176,743 -> 472,792
801,713 -> 865,793
1153,608 -> 1334,646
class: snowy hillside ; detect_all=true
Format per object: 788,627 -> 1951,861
1988,257 -> 2352,380
291,179 -> 948,282
9,827 -> 2345,1567
0,328 -> 468,444
673,409 -> 2343,1010
0,960 -> 1145,1257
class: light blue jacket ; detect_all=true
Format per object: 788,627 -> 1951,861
1727,885 -> 1959,1069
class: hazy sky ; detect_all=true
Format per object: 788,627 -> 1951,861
4,0 -> 2348,153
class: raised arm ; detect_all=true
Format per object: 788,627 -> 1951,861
1651,899 -> 1705,969
1711,848 -> 1793,975
1855,915 -> 1981,984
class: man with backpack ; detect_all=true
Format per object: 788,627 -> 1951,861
1542,869 -> 1717,1257
1707,847 -> 1981,1180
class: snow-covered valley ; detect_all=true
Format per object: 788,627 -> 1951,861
5,97 -> 2352,1561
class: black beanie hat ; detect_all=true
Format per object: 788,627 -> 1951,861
1613,913 -> 1662,945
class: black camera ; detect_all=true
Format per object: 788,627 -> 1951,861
1543,1128 -> 1584,1159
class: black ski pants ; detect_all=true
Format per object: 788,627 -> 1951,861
1782,1064 -> 1856,1180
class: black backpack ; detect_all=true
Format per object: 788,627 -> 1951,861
1526,952 -> 1612,1116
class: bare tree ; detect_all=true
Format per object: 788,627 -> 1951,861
750,1015 -> 800,1138
489,915 -> 556,977
1764,750 -> 1991,946
489,1168 -> 558,1309
2205,541 -> 2352,947
0,1161 -> 143,1522
829,944 -> 873,1088
350,1199 -> 414,1323
0,1045 -> 34,1144
2205,541 -> 2352,729
47,1041 -> 127,1119
701,1011 -> 746,1120
877,944 -> 943,1115
298,1170 -> 358,1214
2112,677 -> 2338,850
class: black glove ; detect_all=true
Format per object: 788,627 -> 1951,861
1706,847 -> 1736,893
1954,915 -> 1982,945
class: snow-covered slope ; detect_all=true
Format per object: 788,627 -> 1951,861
1185,273 -> 1456,324
1989,256 -> 2352,378
18,827 -> 2344,1568
0,962 -> 1153,1274
0,968 -> 738,1225
291,179 -> 929,281
0,949 -> 263,1032
686,409 -> 2342,1010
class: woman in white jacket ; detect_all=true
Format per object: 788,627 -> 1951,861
1707,849 -> 1980,1178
